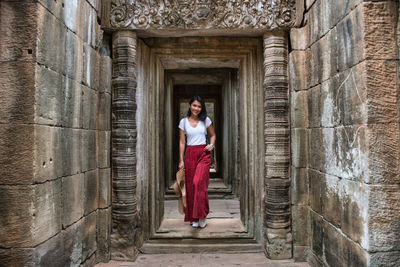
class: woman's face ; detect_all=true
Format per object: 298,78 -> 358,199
189,100 -> 202,117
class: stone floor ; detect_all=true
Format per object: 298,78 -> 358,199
95,254 -> 310,267
160,198 -> 243,238
96,200 -> 311,266
164,198 -> 240,219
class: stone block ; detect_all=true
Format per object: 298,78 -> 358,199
305,0 -> 315,10
307,0 -> 321,45
290,90 -> 308,128
289,50 -> 310,91
35,66 -> 83,128
0,185 -> 34,247
62,174 -> 84,227
308,128 -> 324,172
81,253 -> 96,267
310,211 -> 323,257
291,167 -> 308,206
341,63 -> 367,125
323,219 -> 368,267
82,44 -> 99,90
367,185 -> 400,252
32,180 -> 62,245
321,174 -> 341,228
0,124 -> 34,184
363,1 -> 397,60
81,0 -> 99,49
364,60 -> 398,124
82,85 -> 99,130
62,219 -> 84,266
291,128 -> 308,168
84,169 -> 99,215
33,230 -> 66,267
34,126 -> 82,182
0,248 -> 34,267
292,205 -> 309,246
99,56 -> 112,93
81,129 -> 97,172
38,0 -> 64,19
0,180 -> 61,247
63,0 -> 81,34
37,4 -> 66,74
98,92 -> 111,130
65,29 -> 83,82
34,64 -> 63,126
97,131 -> 111,169
33,125 -> 61,182
59,128 -> 83,177
318,28 -> 338,82
0,2 -> 38,62
82,212 -> 97,261
289,25 -> 310,51
325,126 -> 367,180
319,0 -> 362,37
98,168 -> 111,208
0,62 -> 35,124
308,169 -> 322,214
293,246 -> 308,262
309,41 -> 322,87
64,78 -> 83,128
369,251 -> 400,267
341,179 -> 368,247
336,6 -> 364,72
96,208 -> 111,262
307,85 -> 321,128
320,75 -> 342,128
366,123 -> 400,184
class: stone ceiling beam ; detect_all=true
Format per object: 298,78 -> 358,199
102,0 -> 304,35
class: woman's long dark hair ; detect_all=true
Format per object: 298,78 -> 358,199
187,96 -> 207,121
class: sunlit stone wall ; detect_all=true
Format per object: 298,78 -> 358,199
289,0 -> 400,265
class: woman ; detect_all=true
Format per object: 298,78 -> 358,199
178,96 -> 216,228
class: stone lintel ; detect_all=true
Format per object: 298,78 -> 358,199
105,0 -> 303,35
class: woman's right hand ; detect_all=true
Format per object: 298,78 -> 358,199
178,160 -> 184,170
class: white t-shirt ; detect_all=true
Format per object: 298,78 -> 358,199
179,117 -> 212,146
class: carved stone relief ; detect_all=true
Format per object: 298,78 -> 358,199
110,0 -> 297,30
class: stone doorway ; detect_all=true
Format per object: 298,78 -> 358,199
133,37 -> 265,253
111,30 -> 292,260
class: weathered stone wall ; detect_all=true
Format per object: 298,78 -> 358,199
0,1 -> 111,266
290,0 -> 400,265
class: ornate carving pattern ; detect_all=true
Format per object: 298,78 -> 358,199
110,0 -> 296,30
263,32 -> 291,259
111,31 -> 139,260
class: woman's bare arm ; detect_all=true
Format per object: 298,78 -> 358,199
178,129 -> 186,169
205,124 -> 216,152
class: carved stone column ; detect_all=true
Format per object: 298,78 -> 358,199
111,30 -> 139,260
263,31 -> 292,259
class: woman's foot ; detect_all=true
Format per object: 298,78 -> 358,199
199,218 -> 207,228
192,221 -> 199,228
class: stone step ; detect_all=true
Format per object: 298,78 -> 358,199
140,240 -> 263,254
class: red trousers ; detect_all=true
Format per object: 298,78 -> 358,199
184,145 -> 211,222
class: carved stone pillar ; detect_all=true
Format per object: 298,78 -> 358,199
263,31 -> 292,259
111,30 -> 139,260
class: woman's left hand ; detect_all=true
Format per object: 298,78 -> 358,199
204,144 -> 214,152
